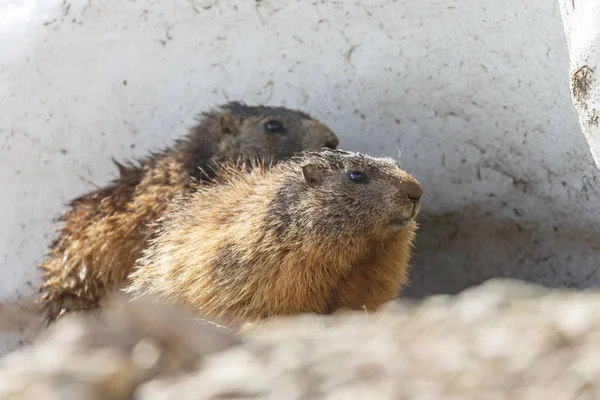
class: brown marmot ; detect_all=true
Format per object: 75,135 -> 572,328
126,149 -> 422,323
39,102 -> 340,323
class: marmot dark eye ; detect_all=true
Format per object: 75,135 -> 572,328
264,120 -> 284,134
349,171 -> 368,183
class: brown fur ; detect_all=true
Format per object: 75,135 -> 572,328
38,102 -> 339,323
126,149 -> 422,323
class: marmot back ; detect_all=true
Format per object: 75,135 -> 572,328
39,102 -> 340,323
126,149 -> 422,322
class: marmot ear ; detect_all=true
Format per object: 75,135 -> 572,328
219,114 -> 237,135
302,164 -> 324,187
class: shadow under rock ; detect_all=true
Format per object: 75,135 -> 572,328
402,206 -> 600,299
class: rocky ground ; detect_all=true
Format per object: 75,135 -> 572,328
1,279 -> 600,399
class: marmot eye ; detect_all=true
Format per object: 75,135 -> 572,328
348,171 -> 368,183
264,120 -> 284,134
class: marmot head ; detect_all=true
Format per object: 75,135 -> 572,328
206,101 -> 340,163
268,148 -> 422,242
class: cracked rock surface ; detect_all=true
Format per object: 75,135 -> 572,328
2,279 -> 600,399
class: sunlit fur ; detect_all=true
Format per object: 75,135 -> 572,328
126,149 -> 422,323
38,102 -> 339,323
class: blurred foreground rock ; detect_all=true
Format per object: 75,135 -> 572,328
3,279 -> 600,399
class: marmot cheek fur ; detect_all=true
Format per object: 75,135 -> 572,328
126,148 -> 423,323
38,102 -> 340,323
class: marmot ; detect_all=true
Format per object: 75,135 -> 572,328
39,102 -> 340,323
126,149 -> 422,322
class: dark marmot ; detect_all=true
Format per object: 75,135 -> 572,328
39,102 -> 340,323
126,149 -> 422,323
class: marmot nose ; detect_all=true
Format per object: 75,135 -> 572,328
405,180 -> 422,204
324,135 -> 339,149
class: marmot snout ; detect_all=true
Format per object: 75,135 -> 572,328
127,148 -> 422,323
